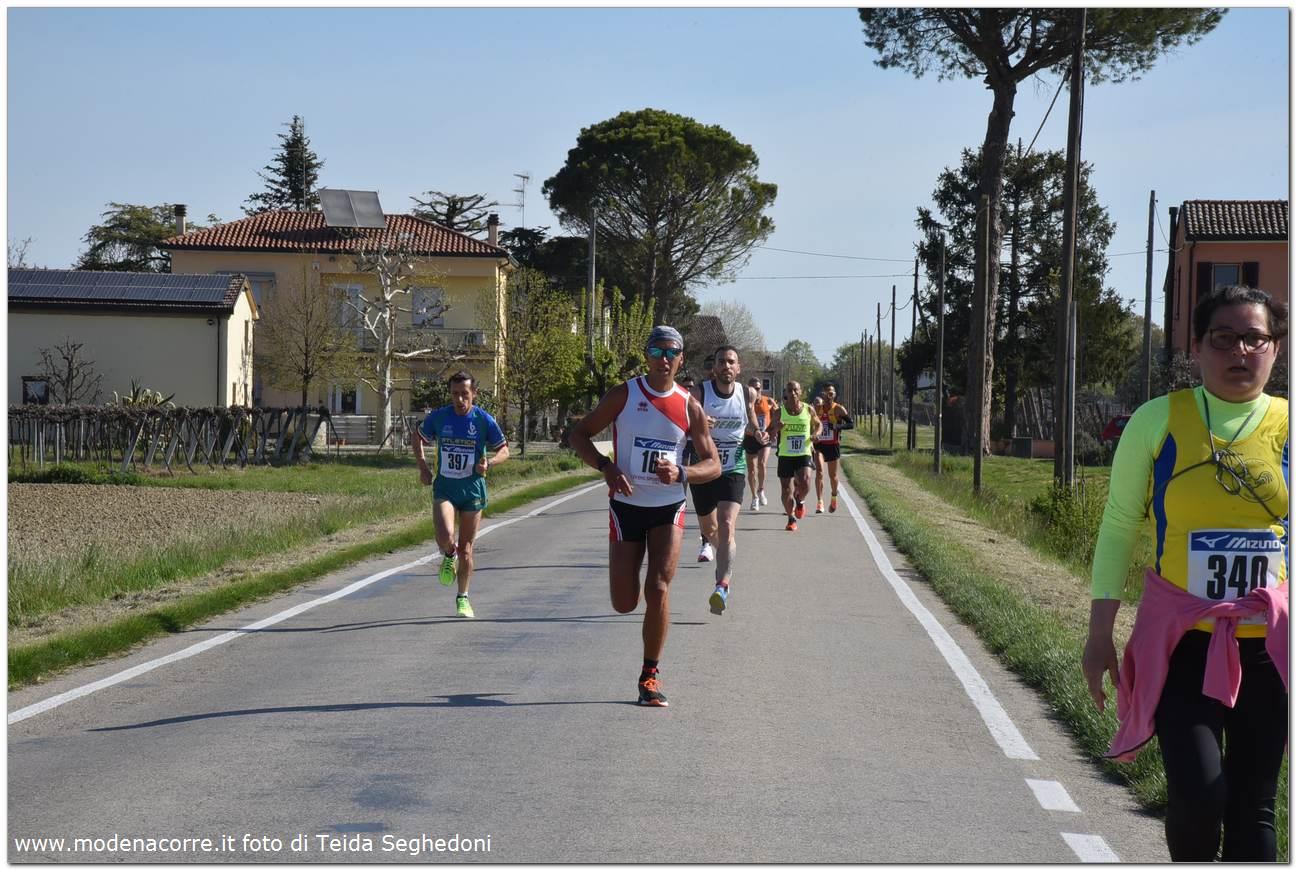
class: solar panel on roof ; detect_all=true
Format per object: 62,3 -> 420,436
7,269 -> 233,305
348,190 -> 386,229
320,188 -> 385,229
320,189 -> 357,227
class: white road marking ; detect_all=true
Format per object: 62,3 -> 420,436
1062,832 -> 1121,862
1026,778 -> 1081,812
8,481 -> 606,725
839,488 -> 1039,760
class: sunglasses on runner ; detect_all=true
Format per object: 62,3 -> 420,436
1207,329 -> 1273,352
646,346 -> 683,360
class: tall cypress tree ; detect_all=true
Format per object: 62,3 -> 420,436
243,115 -> 325,215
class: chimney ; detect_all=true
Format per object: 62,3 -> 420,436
487,212 -> 500,247
174,203 -> 188,236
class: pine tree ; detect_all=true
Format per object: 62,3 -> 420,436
243,115 -> 325,215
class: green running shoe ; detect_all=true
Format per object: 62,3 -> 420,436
439,553 -> 457,586
709,585 -> 728,615
455,595 -> 474,618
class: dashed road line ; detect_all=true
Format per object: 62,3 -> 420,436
1026,778 -> 1082,812
839,484 -> 1123,862
1062,832 -> 1121,862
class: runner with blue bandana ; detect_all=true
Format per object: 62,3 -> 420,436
414,370 -> 509,619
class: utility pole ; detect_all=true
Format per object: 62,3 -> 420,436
909,257 -> 918,450
865,331 -> 873,435
876,302 -> 883,439
973,195 -> 989,493
934,232 -> 945,474
889,284 -> 897,451
586,206 -> 597,410
1142,189 -> 1156,404
1054,7 -> 1086,488
861,332 -> 867,433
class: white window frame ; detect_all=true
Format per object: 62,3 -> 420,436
1211,263 -> 1241,291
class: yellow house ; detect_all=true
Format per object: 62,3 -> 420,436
8,268 -> 257,407
160,202 -> 512,416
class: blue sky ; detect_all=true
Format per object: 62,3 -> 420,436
7,6 -> 1290,364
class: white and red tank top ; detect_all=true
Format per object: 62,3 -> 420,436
612,376 -> 691,507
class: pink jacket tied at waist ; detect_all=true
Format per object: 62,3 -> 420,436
1105,569 -> 1289,762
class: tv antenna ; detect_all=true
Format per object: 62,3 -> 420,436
512,172 -> 531,228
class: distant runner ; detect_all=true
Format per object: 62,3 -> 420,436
414,371 -> 510,618
678,372 -> 711,563
744,378 -> 777,511
569,326 -> 720,707
768,380 -> 821,531
689,347 -> 763,614
813,384 -> 854,513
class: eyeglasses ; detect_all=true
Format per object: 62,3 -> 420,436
1207,328 -> 1274,352
646,346 -> 682,360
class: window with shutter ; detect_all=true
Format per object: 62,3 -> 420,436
1242,261 -> 1260,288
1196,261 -> 1213,310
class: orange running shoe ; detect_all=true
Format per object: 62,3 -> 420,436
830,495 -> 838,513
794,501 -> 806,520
785,517 -> 798,531
638,672 -> 669,707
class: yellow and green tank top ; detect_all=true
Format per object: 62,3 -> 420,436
778,404 -> 814,457
1091,387 -> 1288,637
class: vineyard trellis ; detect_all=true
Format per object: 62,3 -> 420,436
8,406 -> 339,472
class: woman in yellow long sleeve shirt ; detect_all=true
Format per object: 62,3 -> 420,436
1082,285 -> 1288,861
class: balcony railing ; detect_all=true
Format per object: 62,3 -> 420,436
346,327 -> 495,354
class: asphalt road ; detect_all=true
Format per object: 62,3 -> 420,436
8,479 -> 1169,863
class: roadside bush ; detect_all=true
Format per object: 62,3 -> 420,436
1074,428 -> 1112,467
1028,477 -> 1106,565
9,464 -> 145,486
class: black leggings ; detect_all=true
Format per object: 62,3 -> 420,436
1154,629 -> 1288,861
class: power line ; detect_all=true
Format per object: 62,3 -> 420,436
758,245 -> 912,263
1020,71 -> 1069,163
1155,207 -> 1185,253
735,272 -> 913,280
1109,247 -> 1169,258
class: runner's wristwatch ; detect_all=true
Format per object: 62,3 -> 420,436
597,455 -> 611,472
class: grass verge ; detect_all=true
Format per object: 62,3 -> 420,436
9,471 -> 599,689
840,449 -> 1288,859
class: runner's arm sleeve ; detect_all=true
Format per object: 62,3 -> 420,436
1089,398 -> 1170,600
417,410 -> 438,444
836,408 -> 854,430
484,411 -> 506,450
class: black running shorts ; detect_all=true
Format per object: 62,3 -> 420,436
777,455 -> 814,479
608,499 -> 686,543
690,472 -> 747,516
742,434 -> 770,454
814,443 -> 841,462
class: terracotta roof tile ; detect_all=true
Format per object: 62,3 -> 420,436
1181,200 -> 1288,241
160,211 -> 506,257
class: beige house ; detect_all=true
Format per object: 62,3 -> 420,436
9,268 -> 257,407
160,202 -> 512,416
